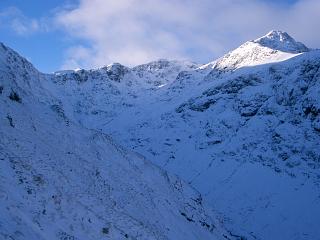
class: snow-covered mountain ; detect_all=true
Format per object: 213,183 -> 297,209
201,30 -> 309,71
1,30 -> 319,240
253,30 -> 309,53
0,42 -> 230,239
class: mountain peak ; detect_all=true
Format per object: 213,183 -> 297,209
262,30 -> 293,40
253,30 -> 309,53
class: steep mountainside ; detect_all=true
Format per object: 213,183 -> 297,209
39,31 -> 320,240
0,43 -> 229,239
1,30 -> 319,240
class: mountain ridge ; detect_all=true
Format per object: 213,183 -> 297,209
253,30 -> 309,53
0,40 -> 230,239
200,30 -> 309,71
1,31 -> 320,240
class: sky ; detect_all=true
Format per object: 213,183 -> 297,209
0,0 -> 319,73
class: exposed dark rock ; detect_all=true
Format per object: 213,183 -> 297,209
9,91 -> 22,103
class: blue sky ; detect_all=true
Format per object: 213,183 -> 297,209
0,0 -> 77,72
0,0 -> 318,73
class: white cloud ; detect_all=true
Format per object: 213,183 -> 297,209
55,0 -> 320,69
61,45 -> 94,70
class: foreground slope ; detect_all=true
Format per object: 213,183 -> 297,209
41,31 -> 320,240
0,44 -> 229,239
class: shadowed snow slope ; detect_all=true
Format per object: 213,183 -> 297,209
0,44 -> 229,239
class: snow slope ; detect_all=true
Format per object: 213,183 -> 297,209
1,30 -> 319,240
0,43 -> 229,239
44,31 -> 320,240
200,30 -> 308,71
